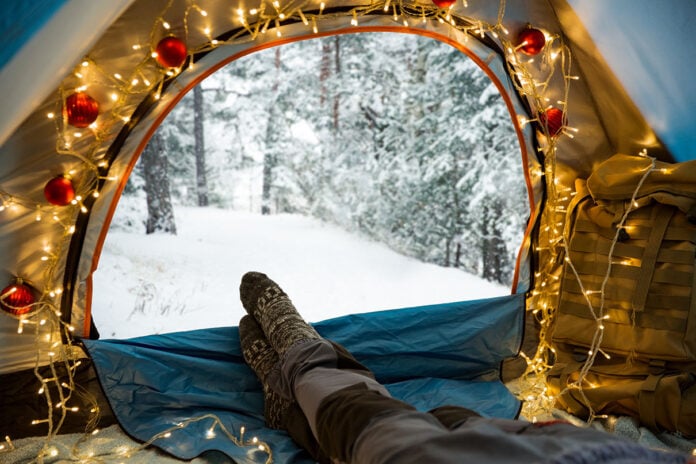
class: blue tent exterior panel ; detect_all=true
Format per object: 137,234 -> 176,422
1,0 -> 68,66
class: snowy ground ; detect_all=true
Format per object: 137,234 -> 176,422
92,206 -> 508,339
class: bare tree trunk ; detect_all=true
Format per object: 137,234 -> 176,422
261,48 -> 282,215
333,36 -> 341,132
482,199 -> 505,283
142,131 -> 176,234
193,85 -> 209,207
261,147 -> 273,215
320,40 -> 331,106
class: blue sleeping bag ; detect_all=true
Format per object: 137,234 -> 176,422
84,293 -> 524,463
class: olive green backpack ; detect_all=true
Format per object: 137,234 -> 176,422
548,154 -> 696,437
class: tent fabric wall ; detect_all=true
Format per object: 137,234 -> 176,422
84,295 -> 524,462
0,0 -> 695,459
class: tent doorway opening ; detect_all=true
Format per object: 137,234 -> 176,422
92,32 -> 529,339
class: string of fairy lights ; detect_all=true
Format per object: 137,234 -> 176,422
0,0 -> 666,461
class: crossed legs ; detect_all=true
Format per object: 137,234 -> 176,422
237,272 -> 479,463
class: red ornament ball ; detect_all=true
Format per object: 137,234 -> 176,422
155,36 -> 188,68
539,107 -> 564,136
517,27 -> 546,56
1,282 -> 35,316
432,0 -> 456,8
44,176 -> 76,206
65,92 -> 99,128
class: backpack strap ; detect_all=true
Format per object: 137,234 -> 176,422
639,372 -> 663,431
631,206 -> 676,312
564,181 -> 591,240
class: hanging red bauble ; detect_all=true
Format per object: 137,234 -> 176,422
432,0 -> 456,8
155,36 -> 188,68
517,27 -> 546,56
44,176 -> 76,206
539,107 -> 564,136
65,92 -> 99,128
1,282 -> 35,316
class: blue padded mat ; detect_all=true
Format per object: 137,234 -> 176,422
84,293 -> 524,463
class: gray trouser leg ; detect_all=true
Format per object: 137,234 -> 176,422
268,338 -> 390,440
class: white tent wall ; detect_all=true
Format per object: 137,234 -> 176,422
0,0 -> 691,400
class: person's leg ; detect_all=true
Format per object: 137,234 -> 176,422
314,381 -> 417,462
239,315 -> 291,429
239,272 -> 427,462
239,272 -> 392,420
270,338 -> 395,437
428,405 -> 481,429
239,315 -> 330,464
239,271 -> 321,356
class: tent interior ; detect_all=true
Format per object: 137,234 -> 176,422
1,0 -> 695,462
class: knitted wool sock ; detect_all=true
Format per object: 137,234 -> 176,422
240,271 -> 320,356
239,315 -> 292,429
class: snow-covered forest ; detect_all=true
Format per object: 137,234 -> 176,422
98,32 -> 528,336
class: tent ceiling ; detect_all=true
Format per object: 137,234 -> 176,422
566,0 -> 696,163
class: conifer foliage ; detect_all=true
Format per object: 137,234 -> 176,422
123,33 -> 528,285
